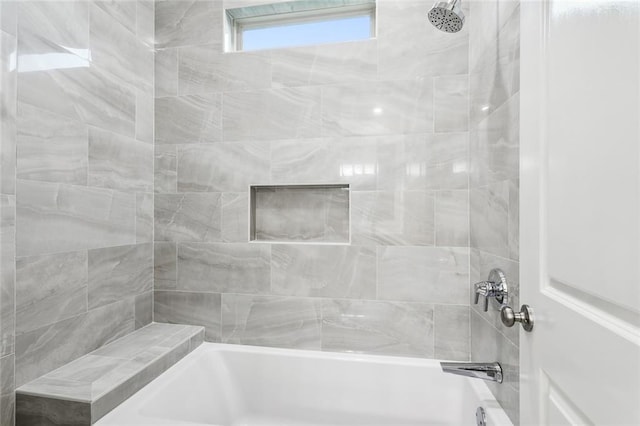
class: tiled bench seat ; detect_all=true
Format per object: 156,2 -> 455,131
15,323 -> 204,425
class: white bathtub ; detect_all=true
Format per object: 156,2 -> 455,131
96,343 -> 513,426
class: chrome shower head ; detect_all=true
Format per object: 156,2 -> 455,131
428,0 -> 465,33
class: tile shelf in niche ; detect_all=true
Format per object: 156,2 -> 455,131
250,184 -> 350,244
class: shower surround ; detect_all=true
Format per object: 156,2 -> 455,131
153,0 -> 472,359
0,0 -> 525,424
0,2 -> 155,424
468,1 -> 520,424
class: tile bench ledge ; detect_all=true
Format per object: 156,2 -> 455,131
16,323 -> 204,425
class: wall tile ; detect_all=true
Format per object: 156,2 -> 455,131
377,246 -> 469,304
222,294 -> 322,350
376,134 -> 430,192
16,103 -> 88,185
88,127 -> 153,192
136,87 -> 154,144
155,0 -> 221,48
1,30 -> 16,195
0,195 -> 15,357
134,291 -> 153,329
271,40 -> 377,87
95,0 -> 137,35
154,291 -> 221,342
177,142 -> 270,192
154,144 -> 177,193
470,181 -> 509,258
376,133 -> 469,192
321,81 -> 432,137
17,5 -> 136,138
136,0 -> 155,47
377,0 -> 468,80
425,133 -> 469,191
0,354 -> 14,426
468,0 -> 498,72
0,1 -> 17,36
321,299 -> 434,357
223,87 -> 322,141
434,304 -> 470,361
154,242 -> 177,290
155,94 -> 222,144
508,179 -> 519,261
435,190 -> 469,247
17,1 -> 88,57
15,299 -> 134,387
16,393 -> 90,426
270,137 -> 378,191
470,93 -> 520,187
17,180 -> 136,257
90,2 -> 149,90
88,243 -> 153,310
18,66 -> 136,138
221,192 -> 248,243
154,193 -> 222,242
16,251 -> 88,335
136,192 -> 154,243
351,191 -> 435,246
271,245 -> 376,299
155,48 -> 178,98
434,75 -> 469,133
469,5 -> 519,125
179,44 -> 271,94
0,16 -> 15,411
177,243 -> 270,294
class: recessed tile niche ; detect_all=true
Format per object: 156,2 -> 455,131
250,184 -> 350,243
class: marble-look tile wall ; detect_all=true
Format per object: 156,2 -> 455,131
1,2 -> 17,424
0,2 -> 155,424
468,1 -> 520,424
154,0 -> 471,362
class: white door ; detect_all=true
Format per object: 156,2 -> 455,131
520,1 -> 640,425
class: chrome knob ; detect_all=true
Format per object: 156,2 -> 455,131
500,304 -> 534,332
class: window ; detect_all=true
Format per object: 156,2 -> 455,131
225,0 -> 376,52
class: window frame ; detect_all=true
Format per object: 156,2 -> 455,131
226,2 -> 376,52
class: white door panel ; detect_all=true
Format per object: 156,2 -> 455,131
520,1 -> 640,425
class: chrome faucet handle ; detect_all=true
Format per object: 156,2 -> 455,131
473,269 -> 509,312
473,281 -> 493,311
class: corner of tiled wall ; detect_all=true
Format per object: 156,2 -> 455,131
152,0 -> 473,363
468,0 -> 521,424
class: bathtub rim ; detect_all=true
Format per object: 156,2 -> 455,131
97,341 -> 514,426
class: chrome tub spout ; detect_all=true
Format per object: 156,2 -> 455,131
440,362 -> 503,383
